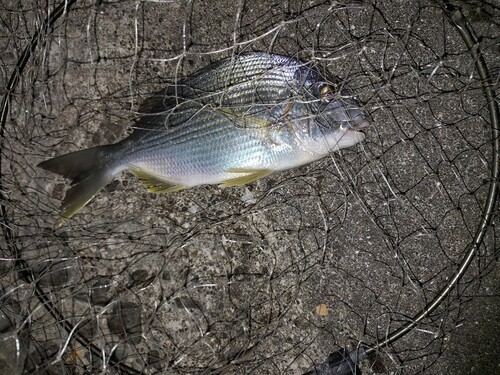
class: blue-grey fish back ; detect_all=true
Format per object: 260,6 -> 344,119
135,52 -> 320,124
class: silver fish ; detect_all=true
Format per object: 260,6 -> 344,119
39,52 -> 369,223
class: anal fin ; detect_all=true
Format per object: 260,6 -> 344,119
129,166 -> 186,193
220,168 -> 273,187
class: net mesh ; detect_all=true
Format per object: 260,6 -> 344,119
1,0 -> 499,374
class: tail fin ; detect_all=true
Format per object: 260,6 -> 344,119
38,144 -> 121,224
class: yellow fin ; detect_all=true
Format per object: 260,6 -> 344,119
220,169 -> 273,187
129,166 -> 186,193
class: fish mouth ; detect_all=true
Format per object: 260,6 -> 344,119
341,116 -> 369,146
350,115 -> 370,131
343,116 -> 369,139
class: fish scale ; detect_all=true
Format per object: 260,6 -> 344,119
38,52 -> 369,224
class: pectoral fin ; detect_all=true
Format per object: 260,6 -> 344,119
217,108 -> 282,146
218,108 -> 272,130
220,168 -> 273,187
129,166 -> 186,193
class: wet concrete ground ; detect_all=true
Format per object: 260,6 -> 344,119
0,0 -> 499,374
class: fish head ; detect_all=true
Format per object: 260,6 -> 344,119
297,81 -> 370,153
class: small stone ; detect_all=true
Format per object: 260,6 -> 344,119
90,277 -> 113,305
147,350 -> 163,370
0,332 -> 27,375
107,301 -> 143,344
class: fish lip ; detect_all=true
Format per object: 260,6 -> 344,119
342,118 -> 370,133
351,117 -> 370,130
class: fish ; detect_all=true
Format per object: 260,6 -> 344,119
38,52 -> 369,224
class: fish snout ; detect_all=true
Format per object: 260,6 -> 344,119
326,97 -> 370,132
337,110 -> 370,132
349,113 -> 370,131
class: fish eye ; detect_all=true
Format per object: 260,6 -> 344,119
316,83 -> 335,100
320,84 -> 332,97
